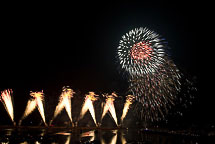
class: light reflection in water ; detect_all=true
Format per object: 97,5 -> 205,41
0,128 -> 208,144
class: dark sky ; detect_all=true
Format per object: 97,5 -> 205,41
0,1 -> 213,125
1,1 -> 203,89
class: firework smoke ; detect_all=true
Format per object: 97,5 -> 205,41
0,89 -> 14,124
117,27 -> 182,122
19,90 -> 47,126
101,92 -> 118,126
120,95 -> 135,123
50,86 -> 75,125
79,92 -> 98,126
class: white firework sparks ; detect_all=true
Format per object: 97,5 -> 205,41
117,27 -> 167,77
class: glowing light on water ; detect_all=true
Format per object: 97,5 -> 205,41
0,89 -> 14,124
79,92 -> 98,126
110,130 -> 118,144
120,131 -> 127,144
65,135 -> 71,144
81,130 -> 95,142
50,86 -> 75,125
19,90 -> 47,126
101,130 -> 118,144
120,95 -> 135,123
101,92 -> 118,126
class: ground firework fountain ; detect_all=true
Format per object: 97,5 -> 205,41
101,92 -> 118,126
13,89 -> 135,128
49,86 -> 75,125
19,90 -> 47,126
120,95 -> 135,124
0,89 -> 15,125
79,92 -> 98,126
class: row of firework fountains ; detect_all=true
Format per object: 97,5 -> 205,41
0,87 -> 135,127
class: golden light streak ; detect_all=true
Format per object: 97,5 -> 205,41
0,89 -> 14,124
55,132 -> 70,135
50,86 -> 75,125
101,92 -> 118,126
120,95 -> 135,123
79,92 -> 98,126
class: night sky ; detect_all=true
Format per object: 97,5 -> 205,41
0,1 -> 213,127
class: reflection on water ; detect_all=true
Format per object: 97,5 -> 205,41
0,127 -> 214,144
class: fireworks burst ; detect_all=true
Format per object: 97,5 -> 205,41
120,95 -> 135,123
0,89 -> 14,124
50,86 -> 75,125
117,27 -> 183,122
79,92 -> 98,126
117,27 -> 167,77
101,92 -> 118,126
19,90 -> 47,126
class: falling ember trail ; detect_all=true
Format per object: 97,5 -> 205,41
19,91 -> 47,126
120,95 -> 135,123
79,92 -> 98,126
50,86 -> 75,125
101,92 -> 118,126
0,89 -> 14,124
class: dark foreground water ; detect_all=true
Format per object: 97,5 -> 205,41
0,126 -> 214,144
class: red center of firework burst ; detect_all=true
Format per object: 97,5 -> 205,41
130,41 -> 153,63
